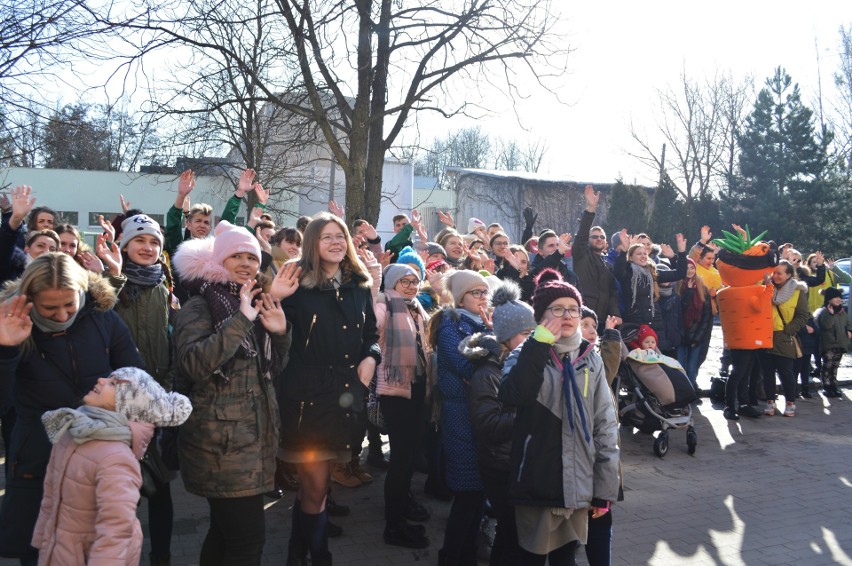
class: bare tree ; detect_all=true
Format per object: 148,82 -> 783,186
833,25 -> 852,168
97,0 -> 567,224
629,69 -> 751,207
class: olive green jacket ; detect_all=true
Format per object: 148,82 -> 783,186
114,283 -> 172,387
173,296 -> 291,498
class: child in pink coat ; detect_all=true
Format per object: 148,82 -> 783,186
31,367 -> 191,565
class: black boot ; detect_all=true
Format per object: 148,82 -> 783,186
286,500 -> 308,566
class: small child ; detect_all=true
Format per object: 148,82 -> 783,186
623,324 -> 696,408
32,368 -> 192,565
815,287 -> 851,398
629,324 -> 659,353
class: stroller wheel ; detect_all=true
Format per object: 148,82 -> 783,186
687,429 -> 697,455
653,432 -> 669,458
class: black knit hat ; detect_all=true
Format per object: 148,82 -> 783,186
580,306 -> 598,326
531,269 -> 583,321
821,286 -> 843,306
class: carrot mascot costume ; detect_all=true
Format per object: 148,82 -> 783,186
713,227 -> 778,350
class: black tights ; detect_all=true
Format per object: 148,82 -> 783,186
519,540 -> 578,565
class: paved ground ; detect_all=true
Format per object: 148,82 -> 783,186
3,326 -> 852,565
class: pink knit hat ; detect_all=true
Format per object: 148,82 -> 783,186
212,220 -> 261,264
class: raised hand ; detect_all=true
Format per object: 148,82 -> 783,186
379,250 -> 393,270
270,262 -> 301,300
247,206 -> 263,228
584,185 -> 600,210
558,233 -> 572,254
328,200 -> 345,218
119,194 -> 131,214
411,209 -> 422,226
0,295 -> 34,347
178,170 -> 196,197
360,220 -> 378,240
425,269 -> 444,291
356,245 -> 377,265
437,210 -> 454,227
523,206 -> 537,229
0,192 -> 9,211
97,215 -> 116,242
659,243 -> 675,258
483,258 -> 496,274
254,183 -> 270,205
814,251 -> 825,266
10,185 -> 36,229
605,315 -> 619,330
700,225 -> 712,244
479,305 -> 494,329
239,281 -> 262,321
78,251 -> 105,273
731,224 -> 747,238
619,229 -> 630,251
236,169 -> 255,198
256,293 -> 287,334
675,233 -> 686,253
541,316 -> 563,342
96,234 -> 122,276
502,250 -> 522,271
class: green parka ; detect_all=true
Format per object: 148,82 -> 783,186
114,283 -> 172,387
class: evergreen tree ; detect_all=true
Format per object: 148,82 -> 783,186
647,175 -> 684,244
732,67 -> 831,243
604,180 -> 648,235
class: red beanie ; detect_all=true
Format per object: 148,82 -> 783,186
629,324 -> 658,350
532,269 -> 583,321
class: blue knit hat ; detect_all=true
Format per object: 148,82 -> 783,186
396,245 -> 425,278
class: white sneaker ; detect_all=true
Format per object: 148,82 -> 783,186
784,403 -> 796,417
764,400 -> 776,416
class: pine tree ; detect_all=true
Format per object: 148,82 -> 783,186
604,181 -> 649,235
732,67 -> 830,243
647,175 -> 684,244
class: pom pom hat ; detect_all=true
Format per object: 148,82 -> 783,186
490,280 -> 536,343
531,268 -> 583,322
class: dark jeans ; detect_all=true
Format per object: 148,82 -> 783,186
200,495 -> 266,566
725,349 -> 757,410
758,351 -> 796,403
442,490 -> 486,564
585,509 -> 612,566
795,347 -> 815,389
677,345 -> 702,389
147,480 -> 173,560
480,466 -> 519,566
380,381 -> 425,524
519,540 -> 578,565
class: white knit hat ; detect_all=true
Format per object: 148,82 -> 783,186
119,214 -> 164,251
112,367 -> 192,427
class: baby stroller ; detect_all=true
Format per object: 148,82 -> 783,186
615,325 -> 698,458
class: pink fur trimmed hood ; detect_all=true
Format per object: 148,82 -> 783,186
171,237 -> 231,285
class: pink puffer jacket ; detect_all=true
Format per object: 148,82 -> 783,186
31,426 -> 151,566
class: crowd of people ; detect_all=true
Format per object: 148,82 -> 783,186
0,172 -> 849,566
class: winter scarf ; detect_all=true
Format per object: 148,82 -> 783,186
629,262 -> 655,318
772,277 -> 798,306
122,261 -> 166,302
29,289 -> 86,333
382,289 -> 425,386
550,328 -> 591,444
200,281 -> 259,359
42,405 -> 132,447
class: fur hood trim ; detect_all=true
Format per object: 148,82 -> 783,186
1,271 -> 117,311
171,237 -> 231,285
459,332 -> 501,362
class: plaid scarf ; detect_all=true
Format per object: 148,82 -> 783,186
382,290 -> 425,386
122,261 -> 166,302
201,281 -> 259,359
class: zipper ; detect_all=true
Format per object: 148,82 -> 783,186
298,401 -> 305,430
517,434 -> 532,482
304,314 -> 317,352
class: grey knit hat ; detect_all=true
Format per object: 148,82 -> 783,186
426,242 -> 447,258
112,367 -> 192,427
119,214 -> 164,251
490,280 -> 536,343
384,263 -> 420,291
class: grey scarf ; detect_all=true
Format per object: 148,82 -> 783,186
554,327 -> 582,359
772,277 -> 797,305
629,262 -> 655,317
41,405 -> 132,447
29,290 -> 87,333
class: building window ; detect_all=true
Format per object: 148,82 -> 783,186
88,212 -> 122,226
56,211 -> 79,225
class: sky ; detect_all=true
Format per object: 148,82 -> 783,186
427,1 -> 852,187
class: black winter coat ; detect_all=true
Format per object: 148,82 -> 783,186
614,251 -> 687,329
278,275 -> 381,454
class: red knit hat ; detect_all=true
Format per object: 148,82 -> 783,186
630,324 -> 658,350
531,269 -> 583,321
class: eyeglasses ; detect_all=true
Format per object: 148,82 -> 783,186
466,289 -> 489,299
493,240 -> 509,247
319,234 -> 347,245
589,235 -> 606,240
546,305 -> 582,319
397,278 -> 420,288
791,258 -> 801,263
